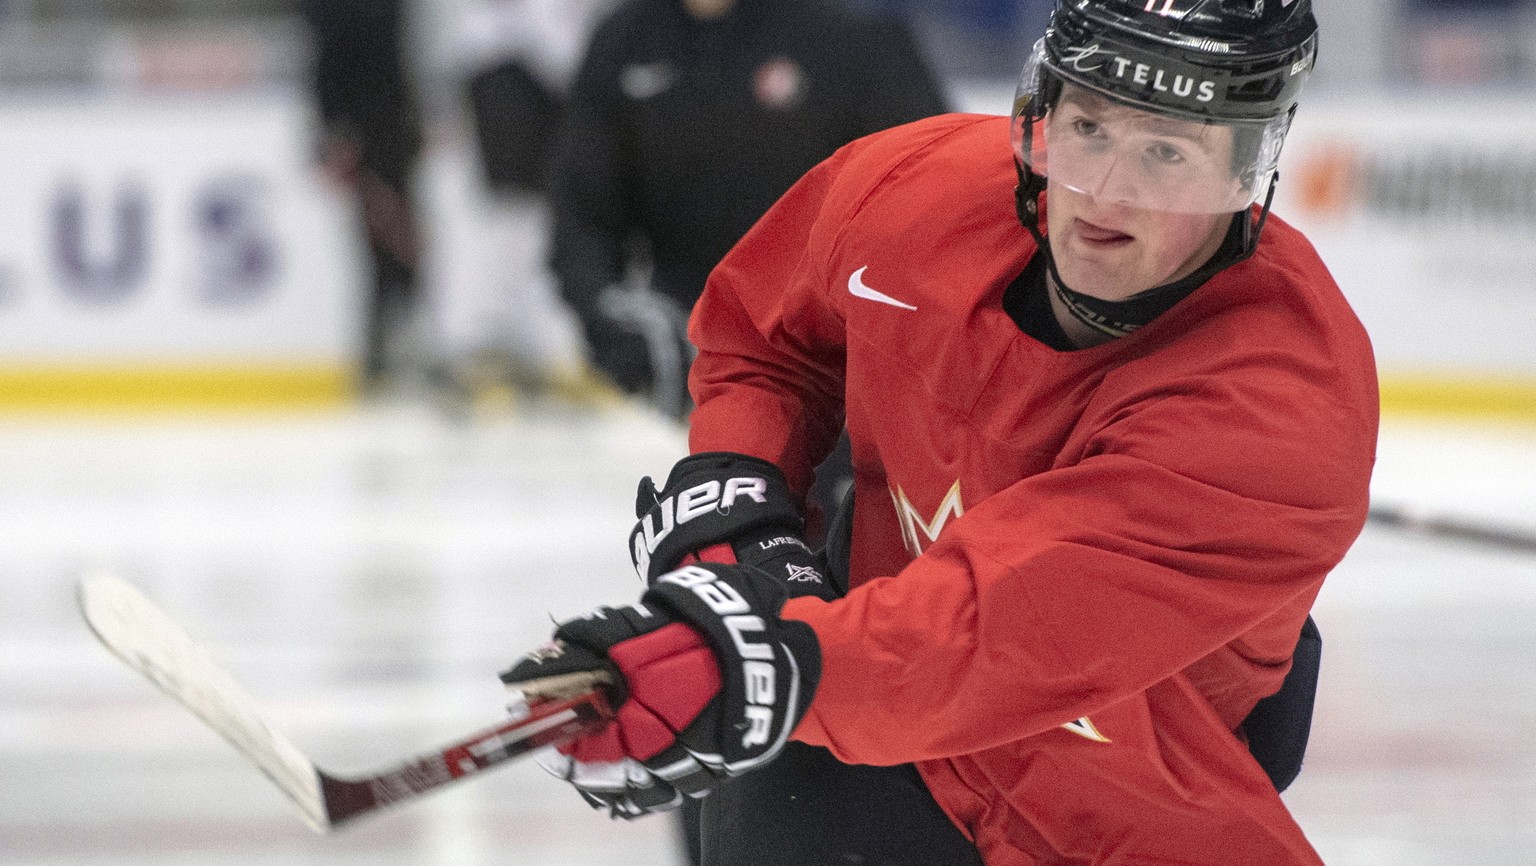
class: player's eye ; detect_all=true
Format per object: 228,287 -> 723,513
1070,117 -> 1103,138
1145,141 -> 1186,165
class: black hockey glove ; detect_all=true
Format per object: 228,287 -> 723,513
630,452 -> 839,601
588,285 -> 695,419
500,562 -> 821,818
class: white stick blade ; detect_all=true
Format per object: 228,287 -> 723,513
78,572 -> 331,831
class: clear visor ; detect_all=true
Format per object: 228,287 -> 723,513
1011,42 -> 1291,215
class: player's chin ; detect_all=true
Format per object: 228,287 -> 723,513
1055,258 -> 1150,300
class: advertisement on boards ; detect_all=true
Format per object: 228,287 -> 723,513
0,96 -> 364,406
1275,94 -> 1536,413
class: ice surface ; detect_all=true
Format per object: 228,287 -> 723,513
2,403 -> 1532,865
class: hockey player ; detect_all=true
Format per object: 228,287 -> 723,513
298,0 -> 425,392
549,0 -> 948,418
421,0 -> 617,402
503,1 -> 1377,863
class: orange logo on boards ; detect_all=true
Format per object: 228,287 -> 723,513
1291,141 -> 1362,219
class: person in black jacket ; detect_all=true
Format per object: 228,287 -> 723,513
298,0 -> 424,393
548,6 -> 944,860
549,0 -> 949,419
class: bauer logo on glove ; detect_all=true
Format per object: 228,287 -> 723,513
631,475 -> 771,578
499,562 -> 822,819
656,565 -> 784,750
629,453 -> 804,583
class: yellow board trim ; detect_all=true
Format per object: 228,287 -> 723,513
0,363 -> 357,409
1379,372 -> 1536,421
1,365 -> 1533,419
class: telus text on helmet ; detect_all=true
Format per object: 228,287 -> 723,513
1062,44 -> 1217,103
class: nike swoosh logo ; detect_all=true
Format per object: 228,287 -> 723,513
848,266 -> 916,311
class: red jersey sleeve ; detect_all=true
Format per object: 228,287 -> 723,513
685,153 -> 847,495
686,116 -> 980,494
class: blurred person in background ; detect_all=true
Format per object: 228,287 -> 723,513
547,4 -> 945,858
548,0 -> 949,421
422,0 -> 619,406
1400,0 -> 1532,82
847,0 -> 1056,80
298,0 -> 425,394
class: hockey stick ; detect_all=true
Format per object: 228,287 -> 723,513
78,573 -> 614,832
1368,504 -> 1536,555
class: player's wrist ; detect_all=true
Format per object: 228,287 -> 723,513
727,524 -> 838,600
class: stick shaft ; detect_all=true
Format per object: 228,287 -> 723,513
320,689 -> 611,826
1369,505 -> 1536,554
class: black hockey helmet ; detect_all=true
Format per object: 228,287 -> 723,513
1013,0 -> 1318,225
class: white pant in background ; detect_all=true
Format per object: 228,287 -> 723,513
418,132 -> 586,382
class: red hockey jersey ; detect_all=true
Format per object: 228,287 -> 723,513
686,114 -> 1377,865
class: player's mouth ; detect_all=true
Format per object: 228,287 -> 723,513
1072,218 -> 1134,248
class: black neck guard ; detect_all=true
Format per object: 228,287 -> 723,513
1046,215 -> 1245,338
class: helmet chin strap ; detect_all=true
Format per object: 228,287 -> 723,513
1013,161 -> 1277,340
